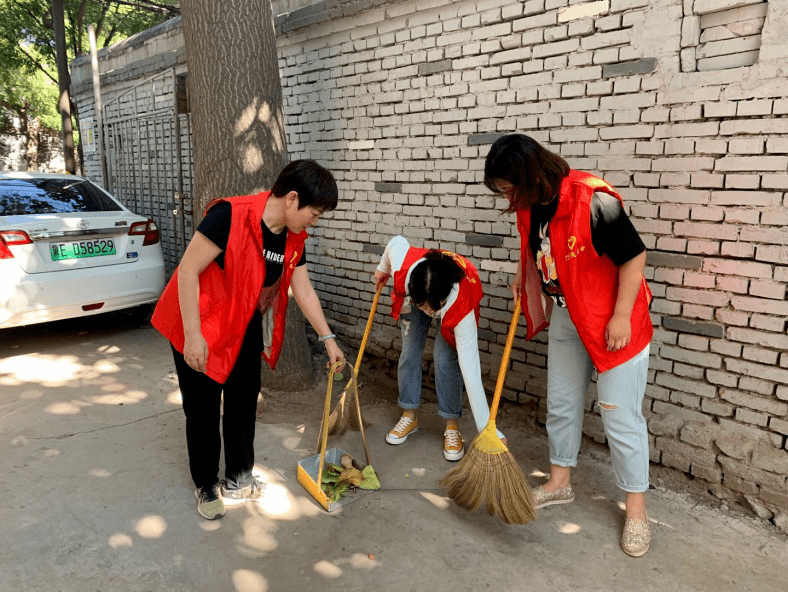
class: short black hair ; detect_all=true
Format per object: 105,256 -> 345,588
484,134 -> 569,212
408,250 -> 466,312
271,159 -> 338,212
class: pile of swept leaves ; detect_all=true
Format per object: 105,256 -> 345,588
321,454 -> 381,502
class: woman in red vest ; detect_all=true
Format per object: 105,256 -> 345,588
152,160 -> 344,520
484,134 -> 653,557
375,235 -> 505,462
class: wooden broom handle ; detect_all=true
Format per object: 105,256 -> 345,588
489,298 -> 522,420
337,282 -> 382,395
350,282 -> 383,379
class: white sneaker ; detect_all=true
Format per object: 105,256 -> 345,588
443,427 -> 464,461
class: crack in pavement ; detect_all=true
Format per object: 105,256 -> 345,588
29,408 -> 182,441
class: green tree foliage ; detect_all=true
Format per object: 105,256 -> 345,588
0,66 -> 60,131
0,0 -> 180,133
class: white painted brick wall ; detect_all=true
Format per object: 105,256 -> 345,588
272,0 -> 788,518
69,0 -> 788,522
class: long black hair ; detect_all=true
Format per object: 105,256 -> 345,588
484,134 -> 569,212
408,250 -> 466,312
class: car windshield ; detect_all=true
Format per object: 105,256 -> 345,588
0,178 -> 123,215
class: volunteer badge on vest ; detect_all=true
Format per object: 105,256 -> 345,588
441,249 -> 476,283
442,249 -> 466,269
565,235 -> 585,261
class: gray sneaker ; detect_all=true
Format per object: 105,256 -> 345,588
221,478 -> 266,505
194,483 -> 226,520
532,484 -> 575,509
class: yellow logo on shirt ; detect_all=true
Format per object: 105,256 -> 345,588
565,236 -> 585,261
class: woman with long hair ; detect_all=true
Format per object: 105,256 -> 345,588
484,134 -> 653,557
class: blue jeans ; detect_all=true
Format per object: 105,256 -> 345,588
397,308 -> 463,419
546,306 -> 650,493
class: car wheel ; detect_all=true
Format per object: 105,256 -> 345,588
124,303 -> 154,324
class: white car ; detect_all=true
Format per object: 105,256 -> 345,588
0,171 -> 166,328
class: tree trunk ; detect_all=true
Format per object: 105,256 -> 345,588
180,0 -> 314,390
18,104 -> 35,171
51,0 -> 76,174
180,0 -> 288,213
260,298 -> 316,391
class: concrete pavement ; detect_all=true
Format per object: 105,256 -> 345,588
1,318 -> 786,592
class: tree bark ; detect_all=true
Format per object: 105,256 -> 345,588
180,0 -> 288,214
20,105 -> 35,171
260,298 -> 316,391
180,0 -> 314,390
51,0 -> 76,173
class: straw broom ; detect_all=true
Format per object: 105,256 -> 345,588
440,298 -> 536,525
326,282 -> 383,435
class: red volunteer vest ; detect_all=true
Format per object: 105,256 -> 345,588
391,247 -> 483,349
516,170 -> 653,373
152,191 -> 307,383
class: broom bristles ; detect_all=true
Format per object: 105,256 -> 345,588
348,390 -> 370,430
326,389 -> 351,436
440,423 -> 536,525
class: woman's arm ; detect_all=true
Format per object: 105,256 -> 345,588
374,235 -> 410,285
511,257 -> 522,300
290,265 -> 345,365
177,232 -> 222,372
605,250 -> 647,351
454,312 -> 505,438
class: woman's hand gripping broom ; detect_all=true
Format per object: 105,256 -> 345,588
440,298 -> 536,524
326,282 -> 383,435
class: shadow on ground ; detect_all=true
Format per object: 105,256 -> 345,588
1,320 -> 786,592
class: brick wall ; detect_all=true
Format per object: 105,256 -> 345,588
275,0 -> 788,525
683,0 -> 768,72
67,1 -> 788,527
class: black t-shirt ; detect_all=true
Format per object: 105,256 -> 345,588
529,192 -> 646,307
197,201 -> 306,287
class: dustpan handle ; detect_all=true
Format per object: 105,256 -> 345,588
316,359 -> 357,493
314,282 -> 382,473
489,298 -> 522,421
315,362 -> 371,464
350,373 -> 371,466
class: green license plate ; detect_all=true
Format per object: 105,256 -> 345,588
50,238 -> 117,261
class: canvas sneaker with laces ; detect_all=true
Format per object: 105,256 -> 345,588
443,427 -> 464,461
194,482 -> 226,520
386,414 -> 419,444
221,477 -> 266,505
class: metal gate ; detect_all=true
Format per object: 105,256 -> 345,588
102,68 -> 193,274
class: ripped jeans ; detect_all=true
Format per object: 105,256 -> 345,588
546,305 -> 650,493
